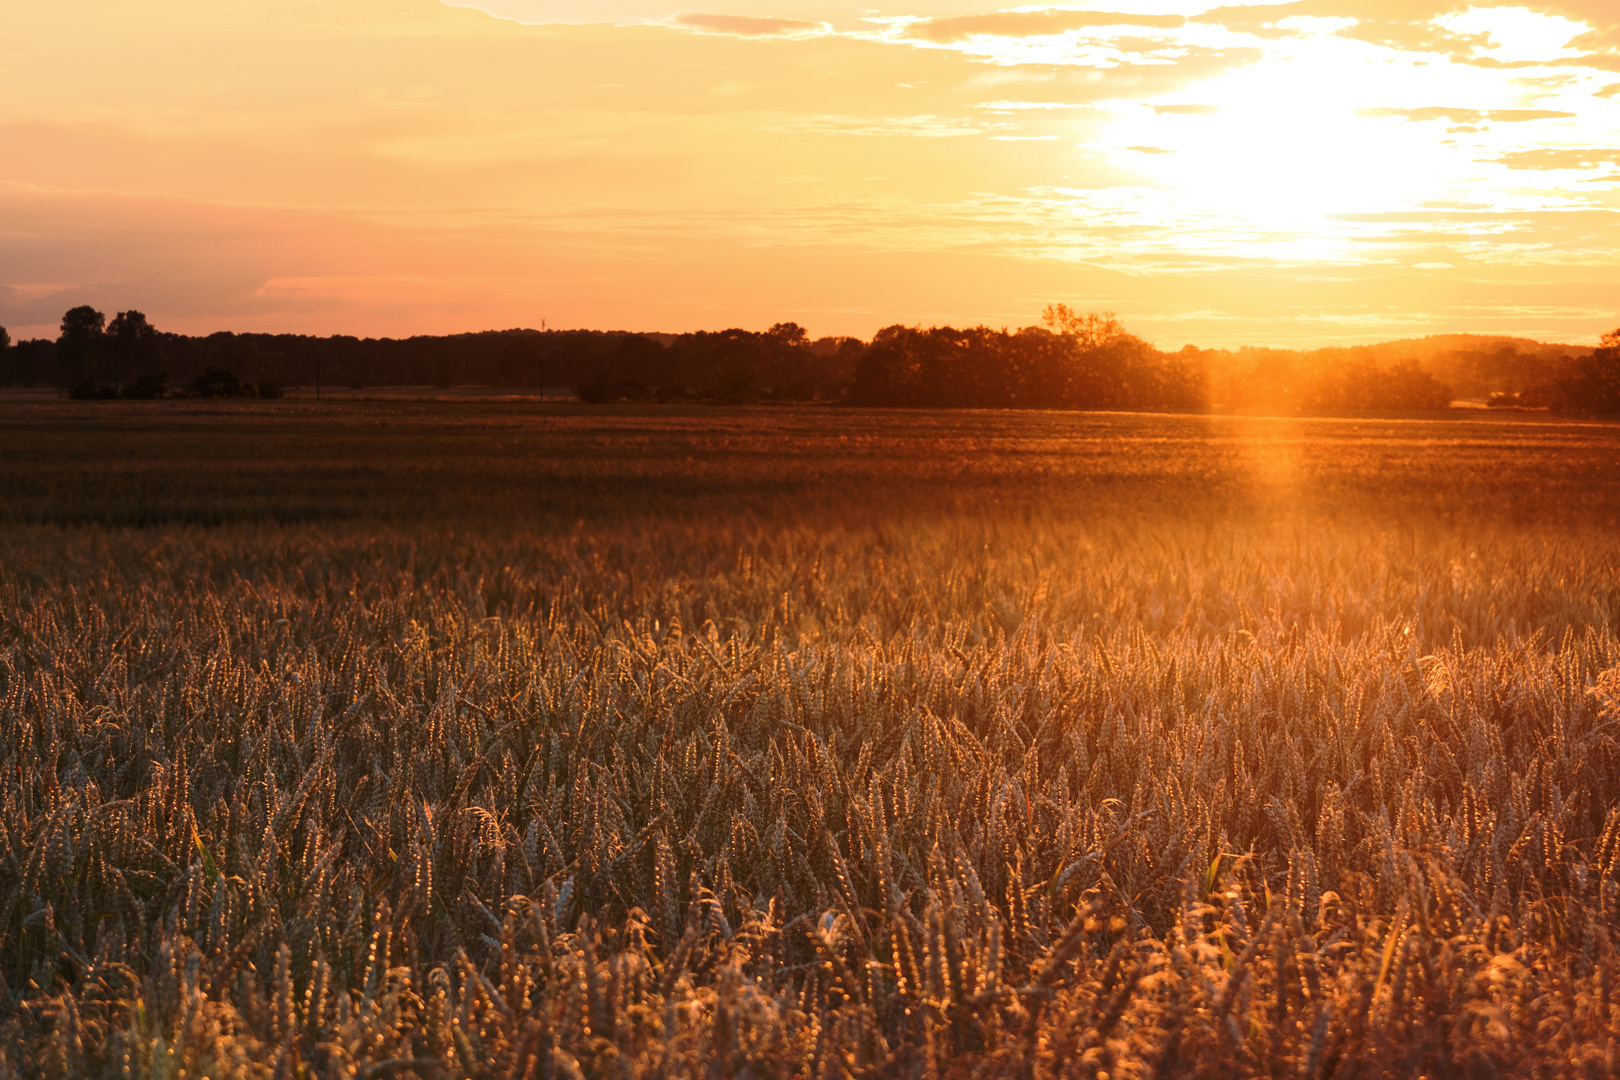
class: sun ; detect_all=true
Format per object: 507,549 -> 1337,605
1101,48 -> 1457,250
1083,9 -> 1605,261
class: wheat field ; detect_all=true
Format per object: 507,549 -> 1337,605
2,403 -> 1619,1078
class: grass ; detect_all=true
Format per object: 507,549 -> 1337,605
2,402 -> 1619,1078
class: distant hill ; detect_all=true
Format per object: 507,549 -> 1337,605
1185,333 -> 1599,406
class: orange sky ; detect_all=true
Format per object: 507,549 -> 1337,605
2,0 -> 1617,347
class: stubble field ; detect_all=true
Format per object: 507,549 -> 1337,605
2,401 -> 1619,1078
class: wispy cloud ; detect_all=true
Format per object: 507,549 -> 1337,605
903,10 -> 1186,44
1493,147 -> 1620,168
4,283 -> 77,302
1359,106 -> 1580,122
761,114 -> 990,136
671,13 -> 828,36
974,100 -> 1100,112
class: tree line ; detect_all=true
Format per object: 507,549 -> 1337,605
844,308 -> 1207,410
0,307 -> 865,403
2,304 -> 1617,413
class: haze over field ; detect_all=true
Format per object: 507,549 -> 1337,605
2,0 -> 1618,346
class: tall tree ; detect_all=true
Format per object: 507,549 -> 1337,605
57,305 -> 106,384
1041,304 -> 1129,349
766,322 -> 809,348
108,309 -> 161,387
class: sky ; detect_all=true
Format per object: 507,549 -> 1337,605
1,0 -> 1617,347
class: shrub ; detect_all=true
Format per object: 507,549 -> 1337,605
121,372 -> 169,399
191,367 -> 249,398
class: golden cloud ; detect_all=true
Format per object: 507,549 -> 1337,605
1358,106 -> 1578,122
672,13 -> 827,36
905,10 -> 1185,44
1492,147 -> 1620,168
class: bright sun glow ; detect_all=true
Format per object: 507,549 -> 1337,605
1104,62 -> 1452,246
1060,6 -> 1616,263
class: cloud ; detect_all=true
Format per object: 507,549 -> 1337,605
451,0 -> 1620,83
762,114 -> 987,136
1189,1 -> 1532,60
448,1 -> 1077,29
446,1 -> 679,26
672,13 -> 827,36
1193,1 -> 1466,26
4,283 -> 77,303
1153,104 -> 1219,115
1545,53 -> 1620,72
1188,1 -> 1620,74
1122,144 -> 1173,153
904,10 -> 1186,43
1535,0 -> 1620,48
975,100 -> 1101,111
1492,147 -> 1620,169
1359,106 -> 1578,122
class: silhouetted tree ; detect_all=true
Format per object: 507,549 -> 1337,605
0,324 -> 10,353
7,340 -> 53,388
57,305 -> 106,384
1430,342 -> 1566,400
1160,345 -> 1212,411
605,335 -> 667,384
1310,358 -> 1450,411
1041,304 -> 1128,349
1556,329 -> 1620,413
1048,319 -> 1144,408
714,368 -> 759,405
667,329 -> 771,394
1382,360 -> 1453,410
848,315 -> 1208,411
433,352 -> 459,390
752,323 -> 819,395
107,309 -> 162,388
767,322 -> 809,348
496,341 -> 543,388
849,325 -> 950,407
